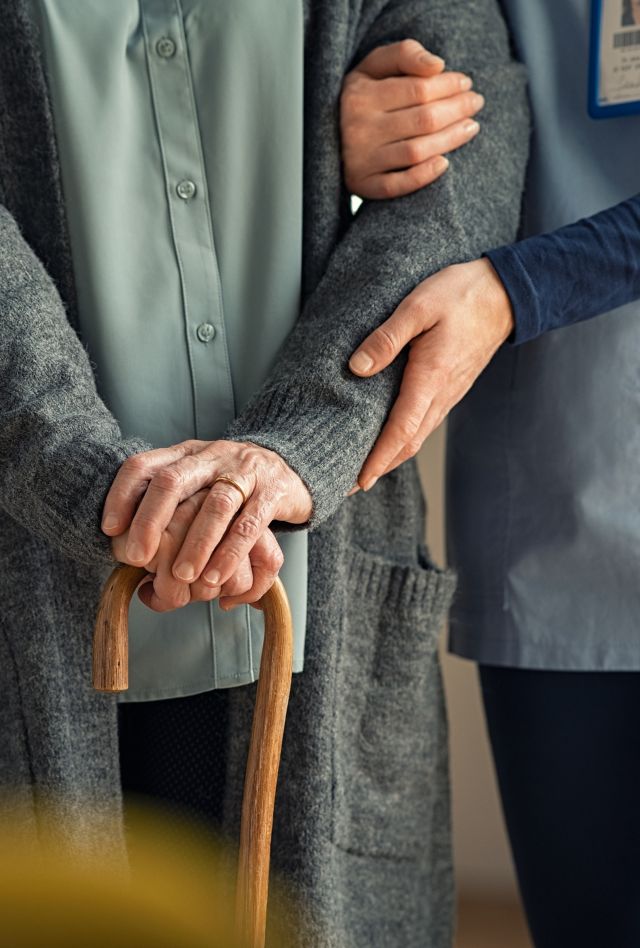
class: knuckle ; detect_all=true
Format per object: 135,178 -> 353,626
417,105 -> 436,134
399,38 -> 423,60
394,446 -> 414,467
408,295 -> 431,324
204,489 -> 237,517
396,414 -> 422,441
122,453 -> 149,477
405,437 -> 424,458
376,175 -> 398,200
340,85 -> 362,120
188,537 -> 215,561
152,466 -> 184,494
266,547 -> 285,573
409,78 -> 430,105
169,592 -> 189,610
155,582 -> 187,610
242,444 -> 263,466
165,590 -> 183,609
373,326 -> 400,360
233,514 -> 262,541
408,162 -> 436,188
403,138 -> 425,165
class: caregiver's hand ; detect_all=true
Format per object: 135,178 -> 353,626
102,439 -> 311,592
341,39 -> 484,199
348,258 -> 514,490
111,489 -> 284,612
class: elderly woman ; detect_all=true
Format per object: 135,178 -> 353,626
0,1 -> 527,945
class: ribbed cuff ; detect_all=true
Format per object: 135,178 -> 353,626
43,435 -> 151,567
225,381 -> 369,531
485,245 -> 542,345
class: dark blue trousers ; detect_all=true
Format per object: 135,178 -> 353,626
480,666 -> 640,948
118,688 -> 229,831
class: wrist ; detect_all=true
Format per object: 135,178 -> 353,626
474,257 -> 515,343
242,442 -> 312,524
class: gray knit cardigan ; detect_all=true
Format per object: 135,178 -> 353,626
0,1 -> 528,945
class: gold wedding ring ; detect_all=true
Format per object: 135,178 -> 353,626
213,475 -> 248,506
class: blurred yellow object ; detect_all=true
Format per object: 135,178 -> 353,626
0,799 -> 290,948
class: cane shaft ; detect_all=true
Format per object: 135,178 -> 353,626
235,577 -> 293,948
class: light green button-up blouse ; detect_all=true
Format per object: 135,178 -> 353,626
34,0 -> 307,701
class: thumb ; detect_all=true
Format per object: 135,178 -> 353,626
355,39 -> 445,81
349,295 -> 428,377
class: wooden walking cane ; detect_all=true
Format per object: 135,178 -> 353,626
92,564 -> 294,948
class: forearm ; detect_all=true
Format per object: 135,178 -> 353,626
227,0 -> 529,528
0,207 -> 149,566
487,194 -> 640,344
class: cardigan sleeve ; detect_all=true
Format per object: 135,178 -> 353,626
486,193 -> 640,345
0,206 -> 151,566
226,0 -> 530,529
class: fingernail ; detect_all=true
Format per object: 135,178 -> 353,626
464,120 -> 480,135
460,76 -> 473,91
420,52 -> 444,67
102,514 -> 119,531
349,351 -> 374,374
361,476 -> 379,492
204,568 -> 221,586
174,562 -> 195,582
434,156 -> 449,173
125,541 -> 146,564
474,94 -> 485,109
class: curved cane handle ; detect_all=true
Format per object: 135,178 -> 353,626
92,564 -> 293,948
92,565 -> 148,692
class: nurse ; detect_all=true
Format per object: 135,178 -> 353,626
341,3 -> 640,946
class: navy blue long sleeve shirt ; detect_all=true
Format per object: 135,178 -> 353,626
486,194 -> 640,345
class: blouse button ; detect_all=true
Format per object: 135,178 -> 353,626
176,179 -> 197,201
156,37 -> 177,59
196,323 -> 216,344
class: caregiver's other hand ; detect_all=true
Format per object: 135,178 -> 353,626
102,439 -> 311,590
111,489 -> 284,613
348,258 -> 514,490
341,39 -> 484,199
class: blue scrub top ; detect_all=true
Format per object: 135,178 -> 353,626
447,0 -> 640,670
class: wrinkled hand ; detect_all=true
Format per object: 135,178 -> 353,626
340,39 -> 484,200
348,258 -> 514,489
111,489 -> 284,613
102,439 -> 312,606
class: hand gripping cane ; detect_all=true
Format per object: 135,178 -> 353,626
92,564 -> 293,948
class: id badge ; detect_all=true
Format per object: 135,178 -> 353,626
589,0 -> 640,117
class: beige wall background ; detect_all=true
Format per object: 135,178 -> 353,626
417,424 -> 518,897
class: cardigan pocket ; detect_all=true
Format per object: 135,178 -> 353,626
330,543 -> 456,860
